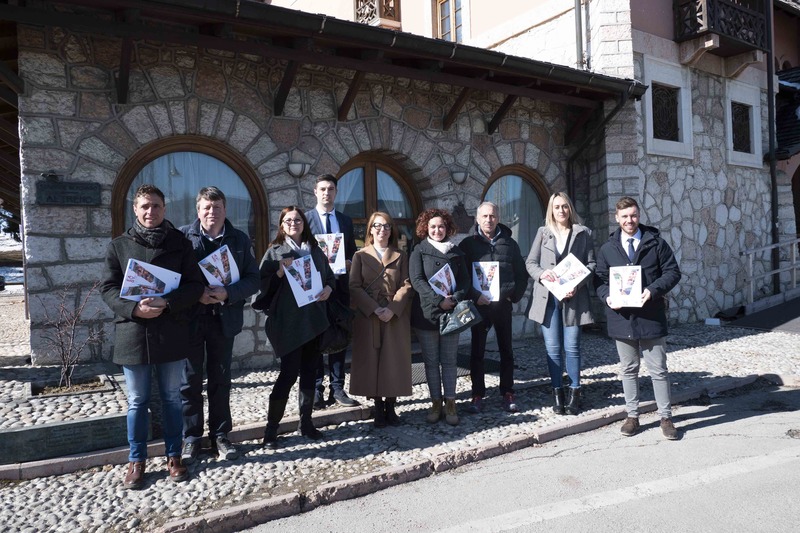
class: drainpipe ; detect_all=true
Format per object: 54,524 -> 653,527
766,0 -> 779,294
566,82 -> 637,204
575,0 -> 583,69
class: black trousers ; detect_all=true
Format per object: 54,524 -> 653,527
469,299 -> 515,397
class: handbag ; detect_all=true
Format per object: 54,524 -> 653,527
318,297 -> 354,355
439,299 -> 482,336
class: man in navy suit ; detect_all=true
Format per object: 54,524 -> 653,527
305,174 -> 360,408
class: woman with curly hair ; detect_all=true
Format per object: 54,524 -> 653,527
409,208 -> 470,425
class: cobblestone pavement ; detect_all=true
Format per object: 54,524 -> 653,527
1,287 -> 799,531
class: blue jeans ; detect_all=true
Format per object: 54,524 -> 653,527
123,360 -> 185,462
540,297 -> 581,389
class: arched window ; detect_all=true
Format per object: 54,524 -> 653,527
482,165 -> 548,257
112,136 -> 268,258
335,154 -> 422,254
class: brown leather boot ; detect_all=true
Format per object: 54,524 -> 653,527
123,461 -> 145,490
166,456 -> 188,483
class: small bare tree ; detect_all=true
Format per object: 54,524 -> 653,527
37,282 -> 105,388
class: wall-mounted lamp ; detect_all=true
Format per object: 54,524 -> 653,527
287,162 -> 312,178
451,170 -> 468,184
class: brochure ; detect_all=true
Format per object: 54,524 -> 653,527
314,232 -> 346,275
283,255 -> 323,307
472,261 -> 500,302
120,259 -> 181,301
608,265 -> 643,308
428,263 -> 455,298
199,244 -> 240,287
540,253 -> 592,301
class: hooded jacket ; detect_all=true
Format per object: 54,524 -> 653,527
100,222 -> 205,366
594,224 -> 681,339
457,223 -> 529,304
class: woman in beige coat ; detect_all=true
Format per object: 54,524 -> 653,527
349,211 -> 414,428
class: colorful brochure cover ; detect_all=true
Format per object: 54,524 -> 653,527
609,265 -> 643,308
199,244 -> 240,287
541,253 -> 592,301
314,232 -> 346,275
120,259 -> 181,301
472,261 -> 500,302
283,255 -> 323,307
428,263 -> 455,298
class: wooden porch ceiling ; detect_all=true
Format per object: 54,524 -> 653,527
0,0 -> 649,225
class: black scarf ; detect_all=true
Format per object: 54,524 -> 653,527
133,219 -> 169,248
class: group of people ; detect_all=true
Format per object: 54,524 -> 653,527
101,175 -> 682,491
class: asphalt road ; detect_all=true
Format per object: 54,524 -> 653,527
251,379 -> 800,533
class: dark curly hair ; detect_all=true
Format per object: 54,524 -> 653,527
414,208 -> 456,240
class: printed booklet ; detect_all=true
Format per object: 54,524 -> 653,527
472,261 -> 500,301
120,259 -> 181,301
314,233 -> 346,275
540,253 -> 591,301
428,263 -> 455,298
198,244 -> 240,287
608,265 -> 643,307
283,255 -> 322,307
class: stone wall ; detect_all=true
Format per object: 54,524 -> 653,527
17,24 -> 571,366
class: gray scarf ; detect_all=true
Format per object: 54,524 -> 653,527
133,219 -> 169,248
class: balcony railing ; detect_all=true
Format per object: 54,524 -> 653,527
355,0 -> 401,29
674,0 -> 767,56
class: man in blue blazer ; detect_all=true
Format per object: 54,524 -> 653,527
305,174 -> 360,408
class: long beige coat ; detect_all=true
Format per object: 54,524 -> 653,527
348,245 -> 414,398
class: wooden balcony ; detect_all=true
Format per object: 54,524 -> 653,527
674,0 -> 767,56
355,0 -> 401,30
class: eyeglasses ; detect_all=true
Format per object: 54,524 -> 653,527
371,223 -> 392,231
282,218 -> 303,226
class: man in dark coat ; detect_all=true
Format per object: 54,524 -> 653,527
179,187 -> 260,464
595,196 -> 682,440
100,184 -> 204,490
305,174 -> 359,408
458,201 -> 529,413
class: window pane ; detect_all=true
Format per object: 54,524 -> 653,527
377,169 -> 413,219
484,175 -> 543,257
335,168 -> 366,218
731,101 -> 752,153
125,151 -> 254,240
652,84 -> 680,141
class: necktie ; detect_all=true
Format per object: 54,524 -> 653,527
324,212 -> 332,233
627,238 -> 635,263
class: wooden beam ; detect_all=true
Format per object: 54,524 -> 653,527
0,116 -> 16,136
0,125 -> 18,149
0,61 -> 24,94
443,87 -> 472,130
0,150 -> 20,173
338,70 -> 364,122
487,95 -> 517,134
274,60 -> 299,116
116,36 -> 132,104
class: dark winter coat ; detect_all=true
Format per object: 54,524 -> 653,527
526,224 -> 596,326
180,218 -> 260,338
254,241 -> 336,358
100,222 -> 205,366
409,239 -> 470,331
458,223 -> 529,304
595,224 -> 681,340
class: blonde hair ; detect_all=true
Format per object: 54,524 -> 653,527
545,192 -> 581,232
365,211 -> 398,247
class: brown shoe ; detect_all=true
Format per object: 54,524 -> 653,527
123,461 -> 145,490
166,456 -> 188,483
660,417 -> 680,440
620,417 -> 640,437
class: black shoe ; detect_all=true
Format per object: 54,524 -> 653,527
299,389 -> 324,440
565,387 -> 581,416
333,389 -> 359,407
214,437 -> 239,460
181,440 -> 199,465
374,398 -> 387,428
385,397 -> 402,426
552,388 -> 565,415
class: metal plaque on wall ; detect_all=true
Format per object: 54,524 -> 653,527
36,181 -> 102,206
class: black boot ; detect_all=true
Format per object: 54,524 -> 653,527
263,394 -> 288,449
384,397 -> 402,426
565,387 -> 581,415
298,389 -> 324,440
374,397 -> 387,428
553,387 -> 565,415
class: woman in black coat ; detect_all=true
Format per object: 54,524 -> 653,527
255,206 -> 335,446
409,208 -> 470,426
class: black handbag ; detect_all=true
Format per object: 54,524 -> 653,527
439,299 -> 482,336
318,297 -> 354,355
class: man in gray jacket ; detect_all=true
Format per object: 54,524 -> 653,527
180,187 -> 260,463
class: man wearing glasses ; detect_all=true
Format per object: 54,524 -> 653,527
305,174 -> 360,408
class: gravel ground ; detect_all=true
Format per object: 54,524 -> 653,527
1,319 -> 798,532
